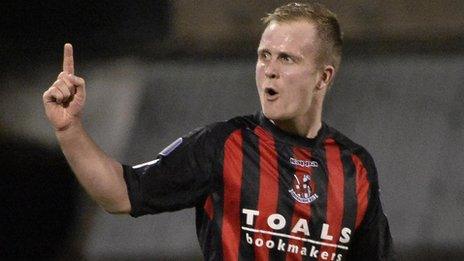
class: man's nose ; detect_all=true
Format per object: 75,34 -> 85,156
264,61 -> 279,79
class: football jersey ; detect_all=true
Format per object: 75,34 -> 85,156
123,112 -> 395,261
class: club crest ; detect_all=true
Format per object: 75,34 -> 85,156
289,174 -> 318,204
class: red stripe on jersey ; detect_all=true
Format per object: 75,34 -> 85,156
319,138 -> 345,260
253,126 -> 279,260
352,154 -> 370,230
221,130 -> 243,260
204,196 -> 213,220
286,147 -> 312,261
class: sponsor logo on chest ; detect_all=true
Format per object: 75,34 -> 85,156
242,208 -> 351,260
288,157 -> 319,204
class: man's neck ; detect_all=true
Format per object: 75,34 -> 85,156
272,112 -> 322,139
268,96 -> 325,139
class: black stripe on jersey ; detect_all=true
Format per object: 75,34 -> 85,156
337,151 -> 357,257
199,122 -> 242,261
298,149 -> 317,257
197,193 -> 225,260
198,153 -> 225,259
308,143 -> 328,256
196,203 -> 210,259
238,128 -> 260,260
269,140 -> 295,260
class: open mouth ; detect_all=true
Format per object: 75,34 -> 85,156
265,87 -> 278,96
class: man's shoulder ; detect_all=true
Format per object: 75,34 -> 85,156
199,113 -> 260,141
324,124 -> 376,168
211,114 -> 257,129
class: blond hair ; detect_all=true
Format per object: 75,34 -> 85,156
262,2 -> 343,70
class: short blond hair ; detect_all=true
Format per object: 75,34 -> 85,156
262,2 -> 343,71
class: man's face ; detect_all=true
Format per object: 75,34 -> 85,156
256,20 -> 323,121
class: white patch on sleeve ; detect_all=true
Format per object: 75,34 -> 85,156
159,137 -> 183,156
132,159 -> 160,169
131,137 -> 183,169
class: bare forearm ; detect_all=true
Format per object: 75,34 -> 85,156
56,121 -> 131,214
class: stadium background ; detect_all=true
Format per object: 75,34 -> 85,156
1,1 -> 463,260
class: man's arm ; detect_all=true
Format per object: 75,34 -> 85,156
42,44 -> 130,214
56,122 -> 130,214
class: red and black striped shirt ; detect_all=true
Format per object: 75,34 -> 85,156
123,112 -> 394,260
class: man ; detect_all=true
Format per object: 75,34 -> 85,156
43,2 -> 394,260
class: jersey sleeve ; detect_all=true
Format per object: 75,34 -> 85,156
348,151 -> 396,261
122,126 -> 217,217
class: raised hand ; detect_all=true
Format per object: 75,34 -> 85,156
43,43 -> 86,131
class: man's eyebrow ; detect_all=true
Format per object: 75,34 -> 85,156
257,48 -> 270,54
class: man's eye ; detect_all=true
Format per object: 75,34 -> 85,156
281,55 -> 294,63
260,52 -> 271,60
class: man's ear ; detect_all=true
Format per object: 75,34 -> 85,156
316,65 -> 335,90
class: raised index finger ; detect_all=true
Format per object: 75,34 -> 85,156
63,43 -> 74,74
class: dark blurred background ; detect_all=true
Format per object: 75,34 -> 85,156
1,0 -> 463,260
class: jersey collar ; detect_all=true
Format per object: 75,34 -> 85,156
257,111 -> 328,148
